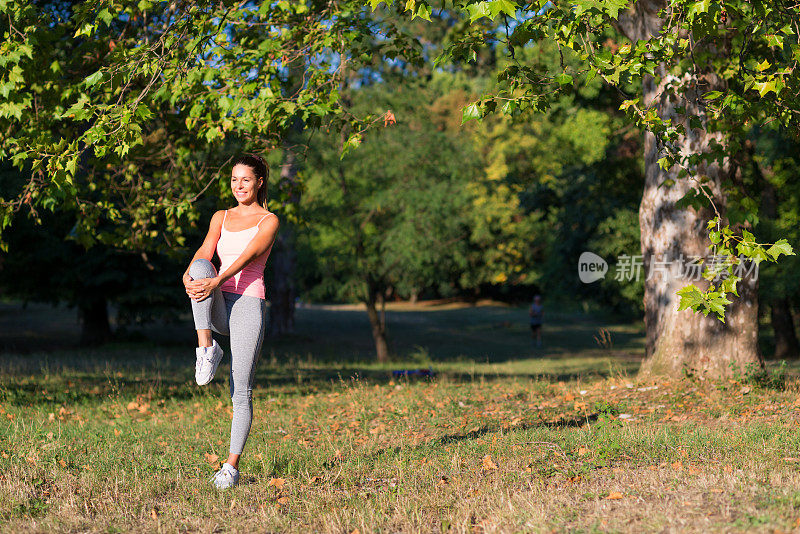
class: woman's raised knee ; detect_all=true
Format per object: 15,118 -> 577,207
189,258 -> 217,279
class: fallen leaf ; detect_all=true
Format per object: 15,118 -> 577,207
578,446 -> 589,457
277,496 -> 289,505
46,432 -> 54,440
114,428 -> 121,436
268,477 -> 285,489
671,461 -> 683,471
482,455 -> 498,471
48,413 -> 55,422
606,491 -> 624,500
564,393 -> 575,401
150,508 -> 159,520
740,386 -> 751,395
127,401 -> 139,411
58,459 -> 66,467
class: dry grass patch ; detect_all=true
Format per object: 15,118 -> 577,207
1,366 -> 800,532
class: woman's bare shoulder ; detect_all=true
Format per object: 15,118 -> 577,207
207,210 -> 226,228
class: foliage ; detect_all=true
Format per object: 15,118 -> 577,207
297,76 -> 480,303
0,0 -> 421,250
374,0 -> 799,320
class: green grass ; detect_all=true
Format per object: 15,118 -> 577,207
1,302 -> 800,532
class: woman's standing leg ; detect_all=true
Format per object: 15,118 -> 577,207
224,292 -> 267,466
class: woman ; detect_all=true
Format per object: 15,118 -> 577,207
182,153 -> 280,489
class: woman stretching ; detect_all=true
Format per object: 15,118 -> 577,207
182,154 -> 279,489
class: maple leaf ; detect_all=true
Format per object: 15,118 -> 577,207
606,491 -> 624,500
384,110 -> 396,127
268,477 -> 286,489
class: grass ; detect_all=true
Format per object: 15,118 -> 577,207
1,301 -> 800,532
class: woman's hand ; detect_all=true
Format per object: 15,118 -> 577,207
186,276 -> 221,302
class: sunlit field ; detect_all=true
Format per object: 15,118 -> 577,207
2,302 -> 800,533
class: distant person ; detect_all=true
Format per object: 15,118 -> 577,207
529,294 -> 544,348
182,154 -> 280,489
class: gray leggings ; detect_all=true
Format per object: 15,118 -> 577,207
188,258 -> 267,455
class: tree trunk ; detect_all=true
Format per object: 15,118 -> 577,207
618,2 -> 761,378
78,296 -> 112,345
269,227 -> 296,336
365,282 -> 390,362
268,137 -> 301,337
771,299 -> 799,360
268,51 -> 305,336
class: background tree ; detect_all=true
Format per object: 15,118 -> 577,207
298,76 -> 481,360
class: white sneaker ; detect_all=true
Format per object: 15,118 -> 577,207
210,462 -> 239,489
195,340 -> 223,386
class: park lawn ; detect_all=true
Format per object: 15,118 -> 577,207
1,303 -> 800,532
1,355 -> 800,533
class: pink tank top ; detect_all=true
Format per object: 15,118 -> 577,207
216,210 -> 274,299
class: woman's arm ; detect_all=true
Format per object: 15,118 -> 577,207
183,211 -> 224,292
186,214 -> 279,300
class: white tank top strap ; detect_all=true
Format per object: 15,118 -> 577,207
221,209 -> 228,231
256,212 -> 274,228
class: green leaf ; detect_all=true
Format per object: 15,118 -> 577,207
84,70 -> 103,87
555,73 -> 573,85
488,0 -> 518,19
676,284 -> 705,311
756,80 -> 776,97
465,1 -> 492,22
340,132 -> 362,159
461,102 -> 482,124
766,239 -> 795,260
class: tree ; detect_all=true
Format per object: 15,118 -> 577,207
298,77 -> 481,360
0,1 -> 421,336
377,0 -> 797,377
0,0 -> 422,248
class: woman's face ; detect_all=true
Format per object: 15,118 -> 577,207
231,164 -> 262,205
